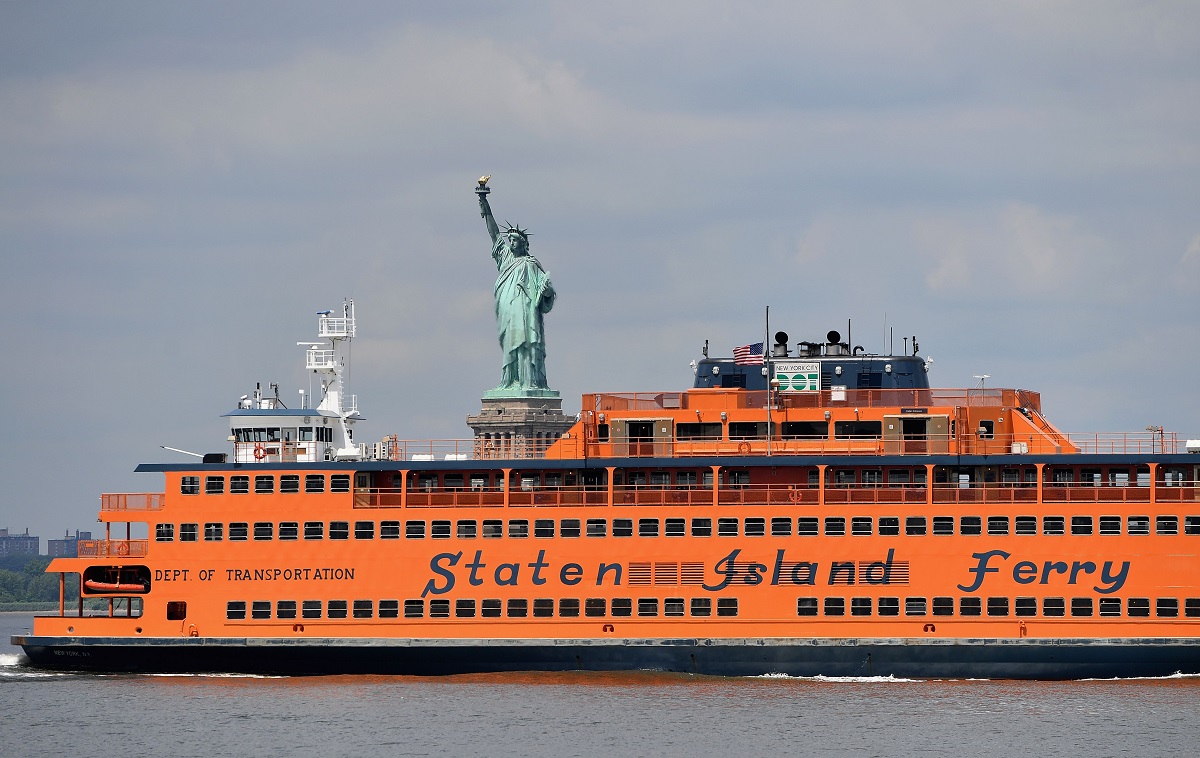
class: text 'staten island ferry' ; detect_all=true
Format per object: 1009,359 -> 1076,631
15,303 -> 1200,679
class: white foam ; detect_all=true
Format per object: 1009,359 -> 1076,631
755,672 -> 924,683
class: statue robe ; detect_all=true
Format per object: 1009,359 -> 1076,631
492,237 -> 555,389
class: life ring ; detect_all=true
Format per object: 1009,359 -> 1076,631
789,488 -> 804,503
253,443 -> 267,460
737,441 -> 752,455
115,542 -> 129,556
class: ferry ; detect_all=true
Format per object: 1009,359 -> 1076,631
14,301 -> 1200,678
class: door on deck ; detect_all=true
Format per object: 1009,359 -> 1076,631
928,416 -> 949,454
628,421 -> 654,457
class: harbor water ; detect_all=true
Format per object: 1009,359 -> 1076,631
2,613 -> 1197,757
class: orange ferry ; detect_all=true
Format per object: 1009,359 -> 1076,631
15,302 -> 1200,678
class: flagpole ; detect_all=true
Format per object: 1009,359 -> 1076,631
765,305 -> 772,457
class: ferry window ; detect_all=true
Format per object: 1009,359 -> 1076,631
205,476 -> 224,495
612,519 -> 633,538
1001,468 -> 1020,486
280,475 -> 300,494
1186,517 -> 1200,536
278,522 -> 299,540
155,523 -> 174,542
638,598 -> 659,617
304,521 -> 324,540
181,476 -> 200,495
729,422 -> 766,440
666,518 -> 687,537
797,517 -> 819,536
851,517 -> 872,536
861,470 -> 882,487
676,422 -> 722,440
717,518 -> 739,537
1070,516 -> 1093,535
469,475 -> 489,491
878,597 -> 900,616
443,474 -> 465,491
483,519 -> 504,538
691,518 -> 712,537
1014,597 -> 1037,617
299,427 -> 314,442
506,599 -> 528,618
638,519 -> 659,537
355,521 -> 375,540
180,523 -> 198,542
1156,516 -> 1178,535
559,599 -> 580,617
676,471 -> 698,488
352,600 -> 373,619
716,598 -> 739,617
457,520 -> 478,539
1186,599 -> 1200,618
665,598 -> 685,617
1042,516 -> 1065,535
428,600 -> 449,619
727,471 -> 750,488
987,517 -> 1009,535
166,601 -> 186,621
878,517 -> 900,536
905,597 -> 927,616
508,519 -> 530,538
1099,598 -> 1121,617
781,421 -> 827,439
1015,516 -> 1037,535
1127,598 -> 1150,617
253,476 -> 273,494
1080,468 -> 1101,487
932,516 -> 954,536
959,597 -> 982,616
932,597 -> 954,616
230,476 -> 249,494
379,521 -> 400,539
691,598 -> 712,617
228,523 -> 248,541
303,600 -> 324,619
253,522 -> 273,540
702,471 -> 714,489
561,519 -> 581,538
1050,468 -> 1074,486
586,519 -> 607,538
887,469 -> 911,486
327,521 -> 349,540
305,475 -> 325,493
850,597 -> 872,616
1098,516 -> 1121,535
481,599 -> 502,618
824,598 -> 846,616
1043,598 -> 1065,617
1070,598 -> 1093,617
626,472 -> 646,488
611,598 -> 632,617
456,599 -> 477,618
833,470 -> 856,487
331,475 -> 351,493
960,516 -> 982,536
533,598 -> 554,617
834,421 -> 883,439
276,601 -> 297,620
905,517 -> 927,536
325,600 -> 349,619
1157,598 -> 1178,617
535,519 -> 556,538
379,600 -> 399,618
649,472 -> 670,488
226,601 -> 246,620
403,600 -> 423,618
824,517 -> 846,536
771,518 -> 793,537
585,598 -> 607,617
744,518 -> 766,537
251,601 -> 271,620
1127,516 -> 1150,535
796,598 -> 819,616
987,597 -> 1009,616
977,420 -> 994,439
430,520 -> 451,540
597,423 -> 610,442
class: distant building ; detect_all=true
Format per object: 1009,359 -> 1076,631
46,530 -> 93,558
0,528 -> 40,557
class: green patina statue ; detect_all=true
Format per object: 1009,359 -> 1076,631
476,176 -> 558,398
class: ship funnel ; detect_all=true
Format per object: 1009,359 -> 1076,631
772,331 -> 789,358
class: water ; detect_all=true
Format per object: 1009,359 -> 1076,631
3,613 -> 1198,757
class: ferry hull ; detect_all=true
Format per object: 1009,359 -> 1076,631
14,635 -> 1200,679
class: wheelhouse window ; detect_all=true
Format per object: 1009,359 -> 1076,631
781,421 -> 827,439
676,423 -> 723,440
834,421 -> 883,439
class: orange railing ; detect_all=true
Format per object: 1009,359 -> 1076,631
77,539 -> 149,558
100,493 -> 164,511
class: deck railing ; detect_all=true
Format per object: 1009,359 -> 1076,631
100,493 -> 164,511
77,539 -> 149,558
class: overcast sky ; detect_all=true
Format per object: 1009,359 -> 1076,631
2,1 -> 1198,544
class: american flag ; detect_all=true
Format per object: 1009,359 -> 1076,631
732,342 -> 763,365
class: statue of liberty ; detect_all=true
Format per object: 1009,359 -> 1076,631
475,176 -> 557,397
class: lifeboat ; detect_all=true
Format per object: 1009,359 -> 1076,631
83,579 -> 148,594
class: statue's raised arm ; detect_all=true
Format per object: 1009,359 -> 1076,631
476,175 -> 499,244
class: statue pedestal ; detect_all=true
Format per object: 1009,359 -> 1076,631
467,395 -> 575,459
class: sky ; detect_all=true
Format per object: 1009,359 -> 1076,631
1,1 -> 1198,546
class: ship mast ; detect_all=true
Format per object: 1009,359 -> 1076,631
300,300 -> 361,461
